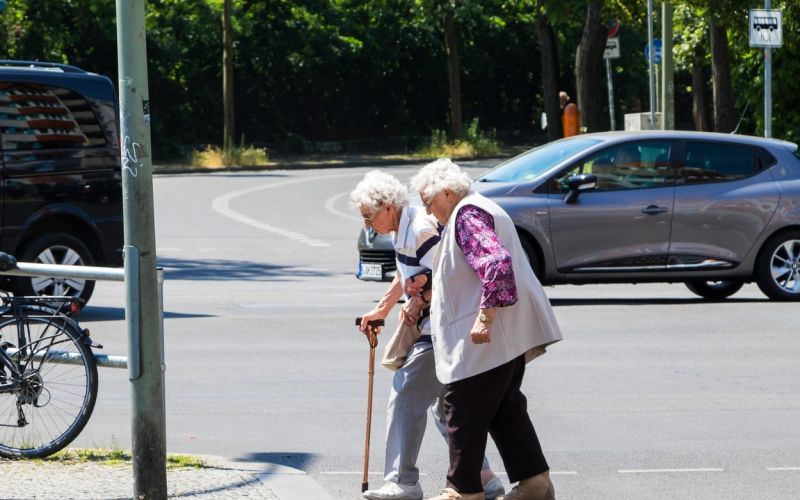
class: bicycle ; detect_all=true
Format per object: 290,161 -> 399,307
0,294 -> 99,458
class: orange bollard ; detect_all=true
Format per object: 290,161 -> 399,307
562,103 -> 580,137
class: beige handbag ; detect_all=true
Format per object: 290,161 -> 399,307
381,320 -> 421,371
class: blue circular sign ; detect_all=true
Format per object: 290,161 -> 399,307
645,39 -> 662,64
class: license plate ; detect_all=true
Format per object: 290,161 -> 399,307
360,263 -> 383,279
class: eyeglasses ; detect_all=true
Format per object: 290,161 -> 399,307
361,212 -> 376,223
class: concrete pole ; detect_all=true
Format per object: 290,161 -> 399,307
115,1 -> 167,498
662,1 -> 674,130
647,0 -> 656,129
764,0 -> 772,138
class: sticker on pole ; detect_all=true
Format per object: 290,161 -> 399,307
604,37 -> 620,59
749,9 -> 782,48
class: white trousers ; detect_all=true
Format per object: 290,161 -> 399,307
383,342 -> 490,485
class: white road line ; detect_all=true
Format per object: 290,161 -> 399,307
618,468 -> 724,474
766,467 -> 800,471
325,190 -> 362,222
212,173 -> 364,248
319,470 -> 578,476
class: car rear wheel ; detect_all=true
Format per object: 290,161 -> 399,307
13,233 -> 96,306
685,279 -> 744,300
755,230 -> 800,301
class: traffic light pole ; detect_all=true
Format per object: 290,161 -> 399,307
116,1 -> 168,498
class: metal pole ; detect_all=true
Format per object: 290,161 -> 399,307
764,0 -> 772,138
662,0 -> 674,130
605,58 -> 616,131
115,1 -> 167,498
647,0 -> 656,129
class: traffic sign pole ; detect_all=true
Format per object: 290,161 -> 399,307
647,0 -> 656,129
765,0 -> 772,138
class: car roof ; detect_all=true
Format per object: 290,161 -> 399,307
0,60 -> 115,102
579,130 -> 798,153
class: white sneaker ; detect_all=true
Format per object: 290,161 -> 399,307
482,477 -> 505,499
363,481 -> 424,500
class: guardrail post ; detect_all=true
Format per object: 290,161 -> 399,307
116,1 -> 167,498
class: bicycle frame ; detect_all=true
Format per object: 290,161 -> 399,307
0,297 -> 90,393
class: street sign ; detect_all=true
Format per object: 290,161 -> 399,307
604,37 -> 620,59
645,39 -> 662,64
749,9 -> 782,48
608,19 -> 620,38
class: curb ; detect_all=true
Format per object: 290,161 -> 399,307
152,151 -> 525,175
205,455 -> 336,500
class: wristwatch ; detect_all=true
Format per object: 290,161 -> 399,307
479,312 -> 493,324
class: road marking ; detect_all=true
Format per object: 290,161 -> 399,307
766,467 -> 800,471
325,190 -> 362,222
212,173 -> 365,248
618,468 -> 724,474
319,470 -> 578,476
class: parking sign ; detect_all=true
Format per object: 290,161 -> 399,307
749,9 -> 782,48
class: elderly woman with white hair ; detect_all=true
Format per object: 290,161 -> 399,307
350,170 -> 504,500
409,159 -> 563,500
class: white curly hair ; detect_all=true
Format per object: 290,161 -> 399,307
410,158 -> 472,200
349,170 -> 409,212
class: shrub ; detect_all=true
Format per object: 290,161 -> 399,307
190,143 -> 269,168
414,118 -> 501,159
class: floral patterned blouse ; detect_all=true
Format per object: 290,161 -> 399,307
454,204 -> 518,308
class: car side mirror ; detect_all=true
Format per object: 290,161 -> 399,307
564,174 -> 597,204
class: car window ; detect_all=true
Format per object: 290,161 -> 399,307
549,141 -> 674,192
0,82 -> 106,150
681,141 -> 760,184
478,137 -> 601,182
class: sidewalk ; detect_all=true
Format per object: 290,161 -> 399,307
0,454 -> 335,500
153,145 -> 532,175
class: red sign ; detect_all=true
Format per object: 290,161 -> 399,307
608,19 -> 620,38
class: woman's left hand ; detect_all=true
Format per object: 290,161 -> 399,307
470,316 -> 491,344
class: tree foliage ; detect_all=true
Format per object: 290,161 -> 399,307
2,0 -> 800,159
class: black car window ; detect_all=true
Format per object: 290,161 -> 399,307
682,141 -> 760,184
549,141 -> 674,192
0,82 -> 106,150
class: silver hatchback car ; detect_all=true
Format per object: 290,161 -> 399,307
357,131 -> 800,301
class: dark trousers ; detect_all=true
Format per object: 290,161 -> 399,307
443,356 -> 549,494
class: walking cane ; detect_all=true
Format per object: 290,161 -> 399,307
356,317 -> 384,493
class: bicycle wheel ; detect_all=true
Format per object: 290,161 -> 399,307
0,314 -> 98,458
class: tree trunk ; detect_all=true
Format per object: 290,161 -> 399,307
443,5 -> 463,139
574,0 -> 606,133
537,9 -> 561,141
691,63 -> 710,131
222,0 -> 235,150
709,16 -> 735,133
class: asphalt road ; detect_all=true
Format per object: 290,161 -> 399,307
72,164 -> 800,499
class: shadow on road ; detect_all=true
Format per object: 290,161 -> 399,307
78,305 -> 215,322
156,257 -> 333,281
550,297 -> 767,306
233,451 -> 318,472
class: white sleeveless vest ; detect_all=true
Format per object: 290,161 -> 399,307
431,192 -> 562,384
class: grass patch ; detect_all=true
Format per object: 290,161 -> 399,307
190,143 -> 269,168
39,448 -> 206,469
414,118 -> 501,159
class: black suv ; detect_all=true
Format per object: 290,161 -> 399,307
0,61 -> 123,304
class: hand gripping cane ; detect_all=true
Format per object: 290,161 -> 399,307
355,318 -> 384,493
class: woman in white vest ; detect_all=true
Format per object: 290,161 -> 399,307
350,171 -> 505,500
409,159 -> 562,500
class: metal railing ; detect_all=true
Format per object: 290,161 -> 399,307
0,260 -> 164,371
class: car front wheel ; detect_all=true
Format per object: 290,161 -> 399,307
685,279 -> 744,300
755,230 -> 800,301
13,233 -> 96,305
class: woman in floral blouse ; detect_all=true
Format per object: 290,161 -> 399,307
410,159 -> 562,500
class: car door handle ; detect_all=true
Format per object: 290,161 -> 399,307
641,205 -> 668,215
